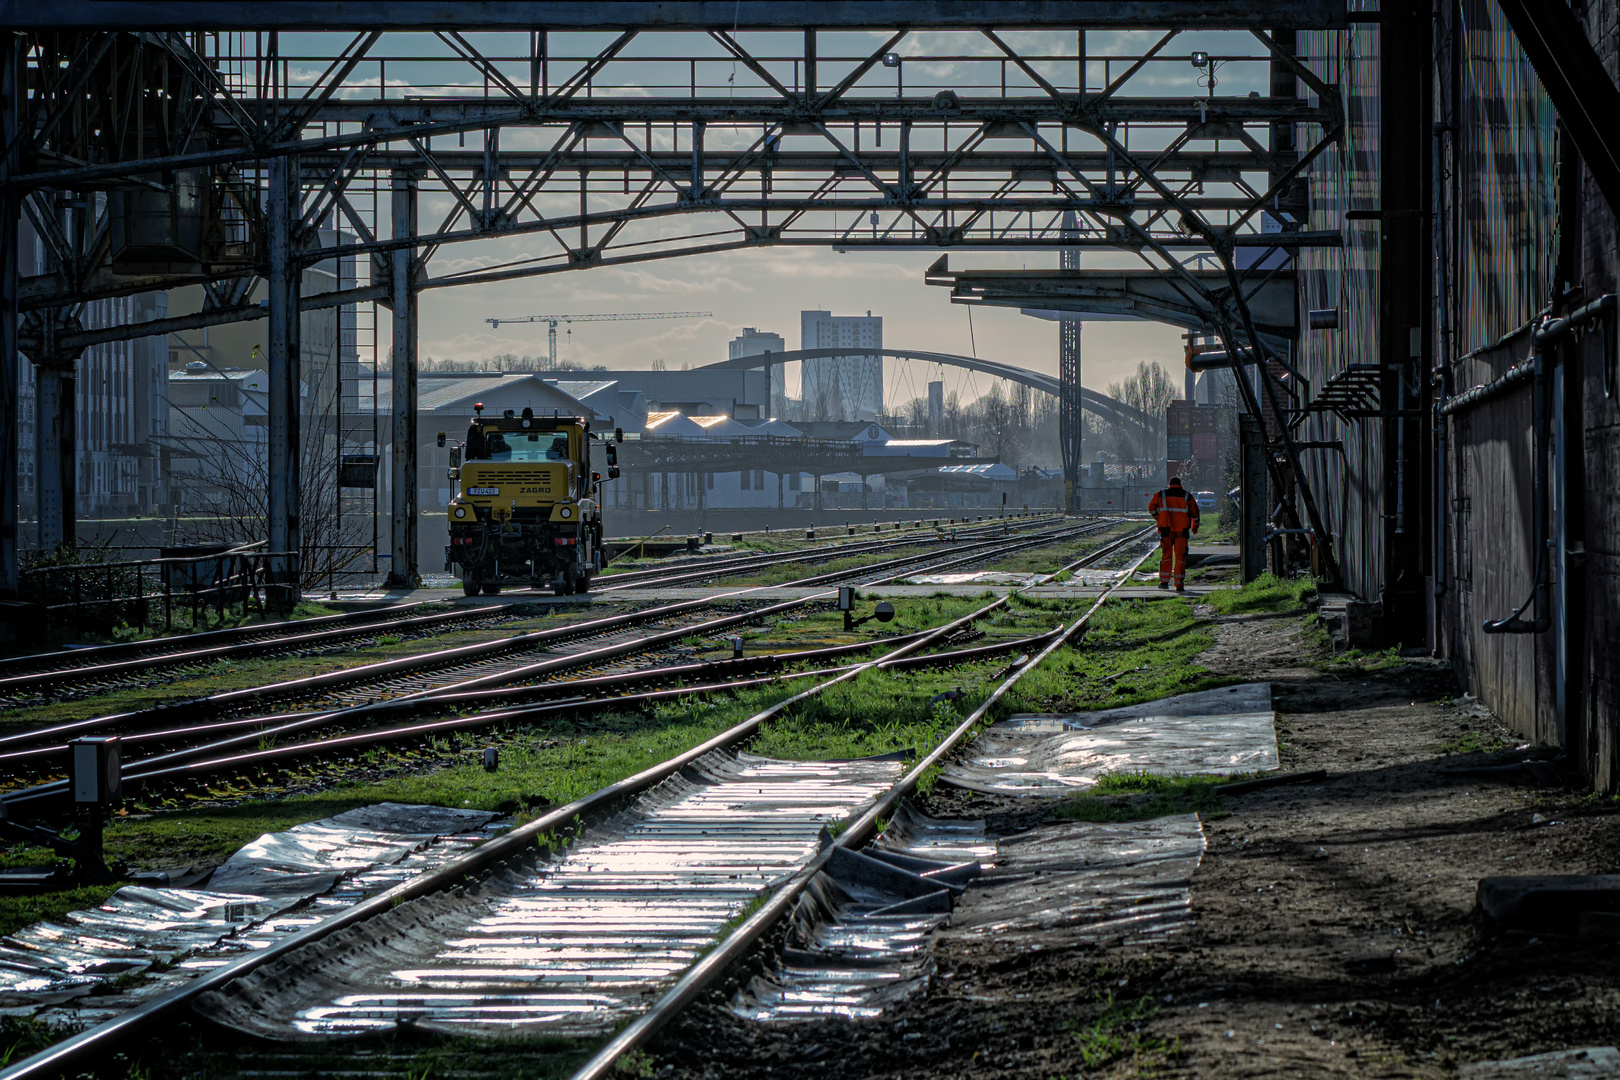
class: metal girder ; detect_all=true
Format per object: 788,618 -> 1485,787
1,2 -> 1349,31
287,148 -> 1296,176
1493,0 -> 1620,219
929,263 -> 1301,338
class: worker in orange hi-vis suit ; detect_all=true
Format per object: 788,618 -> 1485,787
1147,476 -> 1201,592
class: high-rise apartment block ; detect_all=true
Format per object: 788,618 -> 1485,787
799,310 -> 882,422
728,327 -> 787,418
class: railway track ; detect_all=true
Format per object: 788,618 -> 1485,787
594,513 -> 1067,590
0,527 -> 1159,1080
0,519 -> 1124,765
0,514 -> 1089,703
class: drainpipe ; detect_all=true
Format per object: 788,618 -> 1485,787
1482,294 -> 1615,634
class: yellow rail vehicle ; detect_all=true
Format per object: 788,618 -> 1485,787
442,406 -> 621,597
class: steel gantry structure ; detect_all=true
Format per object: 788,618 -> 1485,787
0,1 -> 1348,600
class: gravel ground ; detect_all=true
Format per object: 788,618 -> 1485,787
651,603 -> 1620,1079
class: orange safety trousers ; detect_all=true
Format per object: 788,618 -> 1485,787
1159,534 -> 1190,587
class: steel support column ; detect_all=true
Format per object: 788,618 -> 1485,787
0,39 -> 18,595
386,170 -> 419,589
267,155 -> 302,607
1058,211 -> 1083,513
1379,3 -> 1431,634
32,361 -> 73,552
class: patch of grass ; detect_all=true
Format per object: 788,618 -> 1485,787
1053,771 -> 1244,823
1437,730 -> 1516,756
1003,596 -> 1229,713
1071,991 -> 1178,1071
753,663 -> 993,762
1317,645 -> 1407,674
1203,573 -> 1317,616
0,1016 -> 78,1066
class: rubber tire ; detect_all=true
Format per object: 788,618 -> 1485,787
461,577 -> 481,597
480,583 -> 502,596
570,571 -> 590,595
551,581 -> 568,597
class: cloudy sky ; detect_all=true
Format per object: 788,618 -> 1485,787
415,245 -> 1188,402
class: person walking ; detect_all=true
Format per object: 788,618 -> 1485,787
1148,476 -> 1200,592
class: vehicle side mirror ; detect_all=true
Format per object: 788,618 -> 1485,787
604,444 -> 617,466
615,427 -> 624,443
608,466 -> 621,480
437,432 -> 446,448
449,446 -> 461,468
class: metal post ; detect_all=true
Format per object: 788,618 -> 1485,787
267,156 -> 302,607
1239,415 -> 1267,582
386,170 -> 419,588
0,38 -> 17,596
34,361 -> 74,552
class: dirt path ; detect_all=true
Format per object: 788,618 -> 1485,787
653,603 -> 1620,1079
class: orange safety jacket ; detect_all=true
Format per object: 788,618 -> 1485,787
1148,485 -> 1201,537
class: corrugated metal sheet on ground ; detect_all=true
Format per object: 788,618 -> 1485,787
197,749 -> 904,1040
1458,1047 -> 1620,1079
939,683 -> 1276,795
941,815 -> 1205,946
904,571 -> 1039,585
733,803 -> 990,1022
0,804 -> 497,1024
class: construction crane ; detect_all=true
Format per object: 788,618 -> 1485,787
484,311 -> 713,370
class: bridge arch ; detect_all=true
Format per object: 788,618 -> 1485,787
697,347 -> 1152,428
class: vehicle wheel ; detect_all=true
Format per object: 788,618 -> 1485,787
481,583 -> 502,596
461,576 -> 481,597
551,581 -> 568,597
571,571 -> 590,594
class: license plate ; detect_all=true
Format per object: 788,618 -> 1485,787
466,486 -> 499,496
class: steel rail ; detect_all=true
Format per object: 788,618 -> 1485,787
0,520 -> 1096,759
566,541 -> 1161,1080
0,602 -> 432,678
0,603 -> 509,695
593,515 -> 1067,590
0,563 -> 1031,1080
0,520 -> 1114,794
118,628 -> 1067,786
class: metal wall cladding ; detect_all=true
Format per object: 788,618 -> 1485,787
1454,0 -> 1559,355
1437,0 -> 1561,745
1296,8 -> 1386,601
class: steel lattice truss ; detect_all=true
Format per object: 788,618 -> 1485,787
0,10 -> 1349,590
6,26 -> 1342,351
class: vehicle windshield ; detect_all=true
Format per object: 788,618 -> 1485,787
480,430 -> 571,462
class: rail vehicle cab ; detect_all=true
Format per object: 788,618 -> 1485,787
442,405 -> 622,597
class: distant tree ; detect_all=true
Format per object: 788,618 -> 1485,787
1107,360 -> 1177,468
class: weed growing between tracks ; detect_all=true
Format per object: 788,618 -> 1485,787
1003,595 -> 1228,713
0,604 -> 634,731
1,600 -> 348,657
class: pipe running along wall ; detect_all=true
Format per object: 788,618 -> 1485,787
1479,293 -> 1614,634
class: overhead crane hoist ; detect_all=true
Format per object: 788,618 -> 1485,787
485,311 -> 712,369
